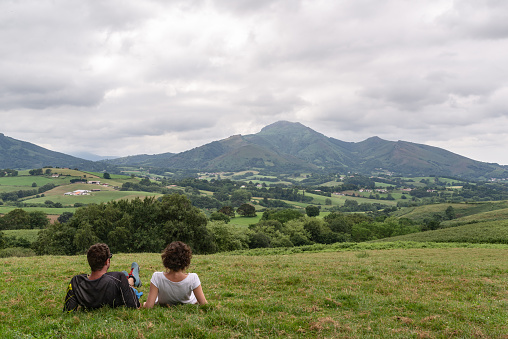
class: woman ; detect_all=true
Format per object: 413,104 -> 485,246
144,241 -> 207,308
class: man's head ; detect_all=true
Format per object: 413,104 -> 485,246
87,243 -> 112,272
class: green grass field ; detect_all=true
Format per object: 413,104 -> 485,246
26,189 -> 162,206
392,201 -> 508,222
380,219 -> 508,244
3,229 -> 40,242
441,207 -> 508,227
228,214 -> 262,228
1,243 -> 507,338
0,206 -> 77,215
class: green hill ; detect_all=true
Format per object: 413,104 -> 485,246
106,121 -> 508,179
377,219 -> 508,244
0,133 -> 114,172
392,201 -> 508,222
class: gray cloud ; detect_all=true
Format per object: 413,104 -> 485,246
1,0 -> 508,164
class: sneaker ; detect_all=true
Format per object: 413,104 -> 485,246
130,262 -> 141,287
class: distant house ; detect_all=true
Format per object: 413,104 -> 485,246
88,181 -> 100,185
64,189 -> 91,196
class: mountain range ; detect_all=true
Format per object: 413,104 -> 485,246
0,133 -> 115,173
1,122 -> 507,180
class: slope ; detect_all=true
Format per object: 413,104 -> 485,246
0,133 -> 97,170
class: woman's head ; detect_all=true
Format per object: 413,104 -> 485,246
161,241 -> 192,271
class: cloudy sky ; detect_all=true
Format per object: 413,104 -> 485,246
2,0 -> 508,164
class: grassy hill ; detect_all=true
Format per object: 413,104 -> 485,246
0,170 -> 161,215
377,219 -> 508,244
1,243 -> 507,338
392,201 -> 508,223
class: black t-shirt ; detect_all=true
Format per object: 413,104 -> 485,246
63,271 -> 140,312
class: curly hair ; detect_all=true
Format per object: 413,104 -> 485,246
161,241 -> 192,271
87,243 -> 111,272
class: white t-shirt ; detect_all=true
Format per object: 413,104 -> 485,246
150,272 -> 201,305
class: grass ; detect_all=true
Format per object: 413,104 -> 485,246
24,186 -> 162,206
1,243 -> 507,338
0,206 -> 77,214
442,207 -> 508,227
229,213 -> 262,228
392,201 -> 508,222
379,219 -> 508,244
3,229 -> 40,242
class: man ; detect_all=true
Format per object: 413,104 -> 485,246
63,243 -> 141,312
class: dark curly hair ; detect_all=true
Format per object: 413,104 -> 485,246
161,241 -> 192,271
87,243 -> 111,272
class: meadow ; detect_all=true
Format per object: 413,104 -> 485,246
382,219 -> 508,244
1,242 -> 507,338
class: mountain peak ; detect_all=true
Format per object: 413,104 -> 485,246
260,121 -> 306,133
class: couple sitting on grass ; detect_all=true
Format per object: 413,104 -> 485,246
63,241 -> 207,312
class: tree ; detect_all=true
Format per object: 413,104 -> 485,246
248,232 -> 271,248
73,224 -> 100,254
207,221 -> 248,252
445,206 -> 456,220
324,212 -> 353,234
305,205 -> 320,217
34,194 -> 216,255
0,231 -> 5,249
343,199 -> 359,211
139,177 -> 151,186
231,189 -> 252,207
1,209 -> 30,230
325,198 -> 332,205
237,203 -> 256,217
29,168 -> 43,176
33,222 -> 77,255
218,206 -> 235,217
103,172 -> 111,179
303,218 -> 326,242
57,212 -> 74,224
28,211 -> 49,229
210,212 -> 230,223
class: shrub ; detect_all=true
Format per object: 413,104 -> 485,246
0,247 -> 36,258
207,221 -> 248,252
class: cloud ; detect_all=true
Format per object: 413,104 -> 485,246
1,0 -> 508,164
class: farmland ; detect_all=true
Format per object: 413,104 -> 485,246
0,169 -> 160,215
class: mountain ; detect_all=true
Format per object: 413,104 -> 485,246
1,123 -> 507,179
69,151 -> 119,161
106,121 -> 508,179
0,133 -> 110,172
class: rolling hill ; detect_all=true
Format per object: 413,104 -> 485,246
106,121 -> 508,179
2,122 -> 508,179
0,133 -> 113,172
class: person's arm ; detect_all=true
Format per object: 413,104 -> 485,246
119,274 -> 140,309
143,282 -> 159,308
63,280 -> 79,312
193,285 -> 207,305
